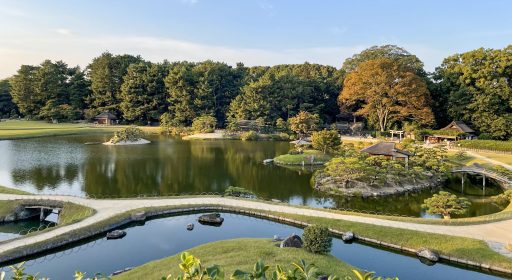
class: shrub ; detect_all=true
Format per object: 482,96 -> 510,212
495,190 -> 512,205
422,191 -> 471,219
110,126 -> 144,143
192,115 -> 217,133
302,225 -> 332,254
224,186 -> 256,198
241,131 -> 259,141
477,133 -> 493,140
311,129 -> 341,154
507,243 -> 512,252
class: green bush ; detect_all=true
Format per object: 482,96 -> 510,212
224,186 -> 256,198
110,126 -> 144,143
456,140 -> 512,152
241,131 -> 259,141
477,133 -> 493,140
192,115 -> 217,133
302,225 -> 332,254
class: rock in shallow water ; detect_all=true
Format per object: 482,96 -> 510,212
198,213 -> 224,226
106,230 -> 127,239
417,248 -> 439,263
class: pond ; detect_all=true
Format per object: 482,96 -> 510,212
0,135 -> 506,217
0,213 -> 506,280
0,219 -> 55,242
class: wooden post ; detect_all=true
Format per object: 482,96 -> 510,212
482,175 -> 486,196
461,173 -> 465,193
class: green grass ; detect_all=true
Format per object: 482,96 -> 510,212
114,238 -> 357,280
3,203 -> 511,273
0,186 -> 30,195
0,120 -> 119,140
457,140 -> 512,152
0,120 -> 163,140
0,200 -> 22,217
476,152 -> 512,165
274,150 -> 332,165
58,202 -> 95,225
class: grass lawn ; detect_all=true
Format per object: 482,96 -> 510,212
475,151 -> 512,166
0,120 -> 162,140
274,149 -> 332,165
0,186 -> 30,195
114,238 -> 358,280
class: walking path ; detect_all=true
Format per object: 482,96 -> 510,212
0,194 -> 511,254
465,150 -> 512,170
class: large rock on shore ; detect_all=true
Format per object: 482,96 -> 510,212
280,234 -> 303,248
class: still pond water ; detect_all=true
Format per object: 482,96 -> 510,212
0,213 -> 506,279
0,134 -> 505,217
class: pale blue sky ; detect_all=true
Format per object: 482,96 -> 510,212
1,0 -> 511,78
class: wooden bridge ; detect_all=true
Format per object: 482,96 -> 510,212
451,164 -> 512,190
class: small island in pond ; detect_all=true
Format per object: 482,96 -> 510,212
313,142 -> 448,197
104,127 -> 150,145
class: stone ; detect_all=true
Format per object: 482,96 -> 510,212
198,213 -> 224,226
187,223 -> 194,231
280,234 -> 303,248
317,275 -> 328,280
417,248 -> 439,263
263,159 -> 274,164
131,212 -> 146,222
110,267 -> 133,276
272,235 -> 284,242
106,230 -> 127,239
341,231 -> 355,242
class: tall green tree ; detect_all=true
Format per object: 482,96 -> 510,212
434,46 -> 512,139
339,58 -> 434,131
10,65 -> 39,117
0,79 -> 18,118
86,52 -> 143,119
226,90 -> 270,127
120,62 -> 168,124
342,45 -> 426,76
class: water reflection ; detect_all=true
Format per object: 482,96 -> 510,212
0,135 -> 506,217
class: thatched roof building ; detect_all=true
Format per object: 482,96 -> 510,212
361,142 -> 412,160
94,112 -> 117,125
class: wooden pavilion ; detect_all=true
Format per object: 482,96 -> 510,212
94,112 -> 117,125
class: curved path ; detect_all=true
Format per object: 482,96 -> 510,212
1,194 -> 512,254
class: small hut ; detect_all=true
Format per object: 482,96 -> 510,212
425,121 -> 476,143
94,112 -> 117,125
361,142 -> 412,168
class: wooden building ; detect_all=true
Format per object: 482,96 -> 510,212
361,142 -> 412,168
425,121 -> 476,143
94,112 -> 117,125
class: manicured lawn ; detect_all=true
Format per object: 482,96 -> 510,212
274,149 -> 332,165
114,238 -> 358,280
0,120 -> 118,140
0,186 -> 30,195
0,120 -> 161,140
476,151 -> 512,166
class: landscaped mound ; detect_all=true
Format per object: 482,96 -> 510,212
104,127 -> 150,145
274,149 -> 331,165
112,238 -> 357,279
313,146 -> 449,197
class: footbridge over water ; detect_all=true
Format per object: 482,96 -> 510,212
451,163 -> 512,191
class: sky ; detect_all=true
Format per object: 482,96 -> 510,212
1,0 -> 512,78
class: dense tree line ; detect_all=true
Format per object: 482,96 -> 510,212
2,45 -> 512,139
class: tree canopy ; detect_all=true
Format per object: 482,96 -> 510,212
339,58 -> 434,131
434,46 -> 512,139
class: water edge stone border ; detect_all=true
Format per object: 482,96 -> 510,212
0,205 -> 510,276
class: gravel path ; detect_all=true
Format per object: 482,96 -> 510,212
1,194 -> 511,254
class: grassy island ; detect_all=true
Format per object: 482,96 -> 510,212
114,238 -> 357,279
274,149 -> 332,165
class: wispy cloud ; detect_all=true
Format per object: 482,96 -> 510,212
55,28 -> 72,36
0,7 -> 27,17
0,34 -> 368,78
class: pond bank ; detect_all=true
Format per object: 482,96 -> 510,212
0,194 -> 512,275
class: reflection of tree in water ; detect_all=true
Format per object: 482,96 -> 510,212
11,164 -> 79,191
